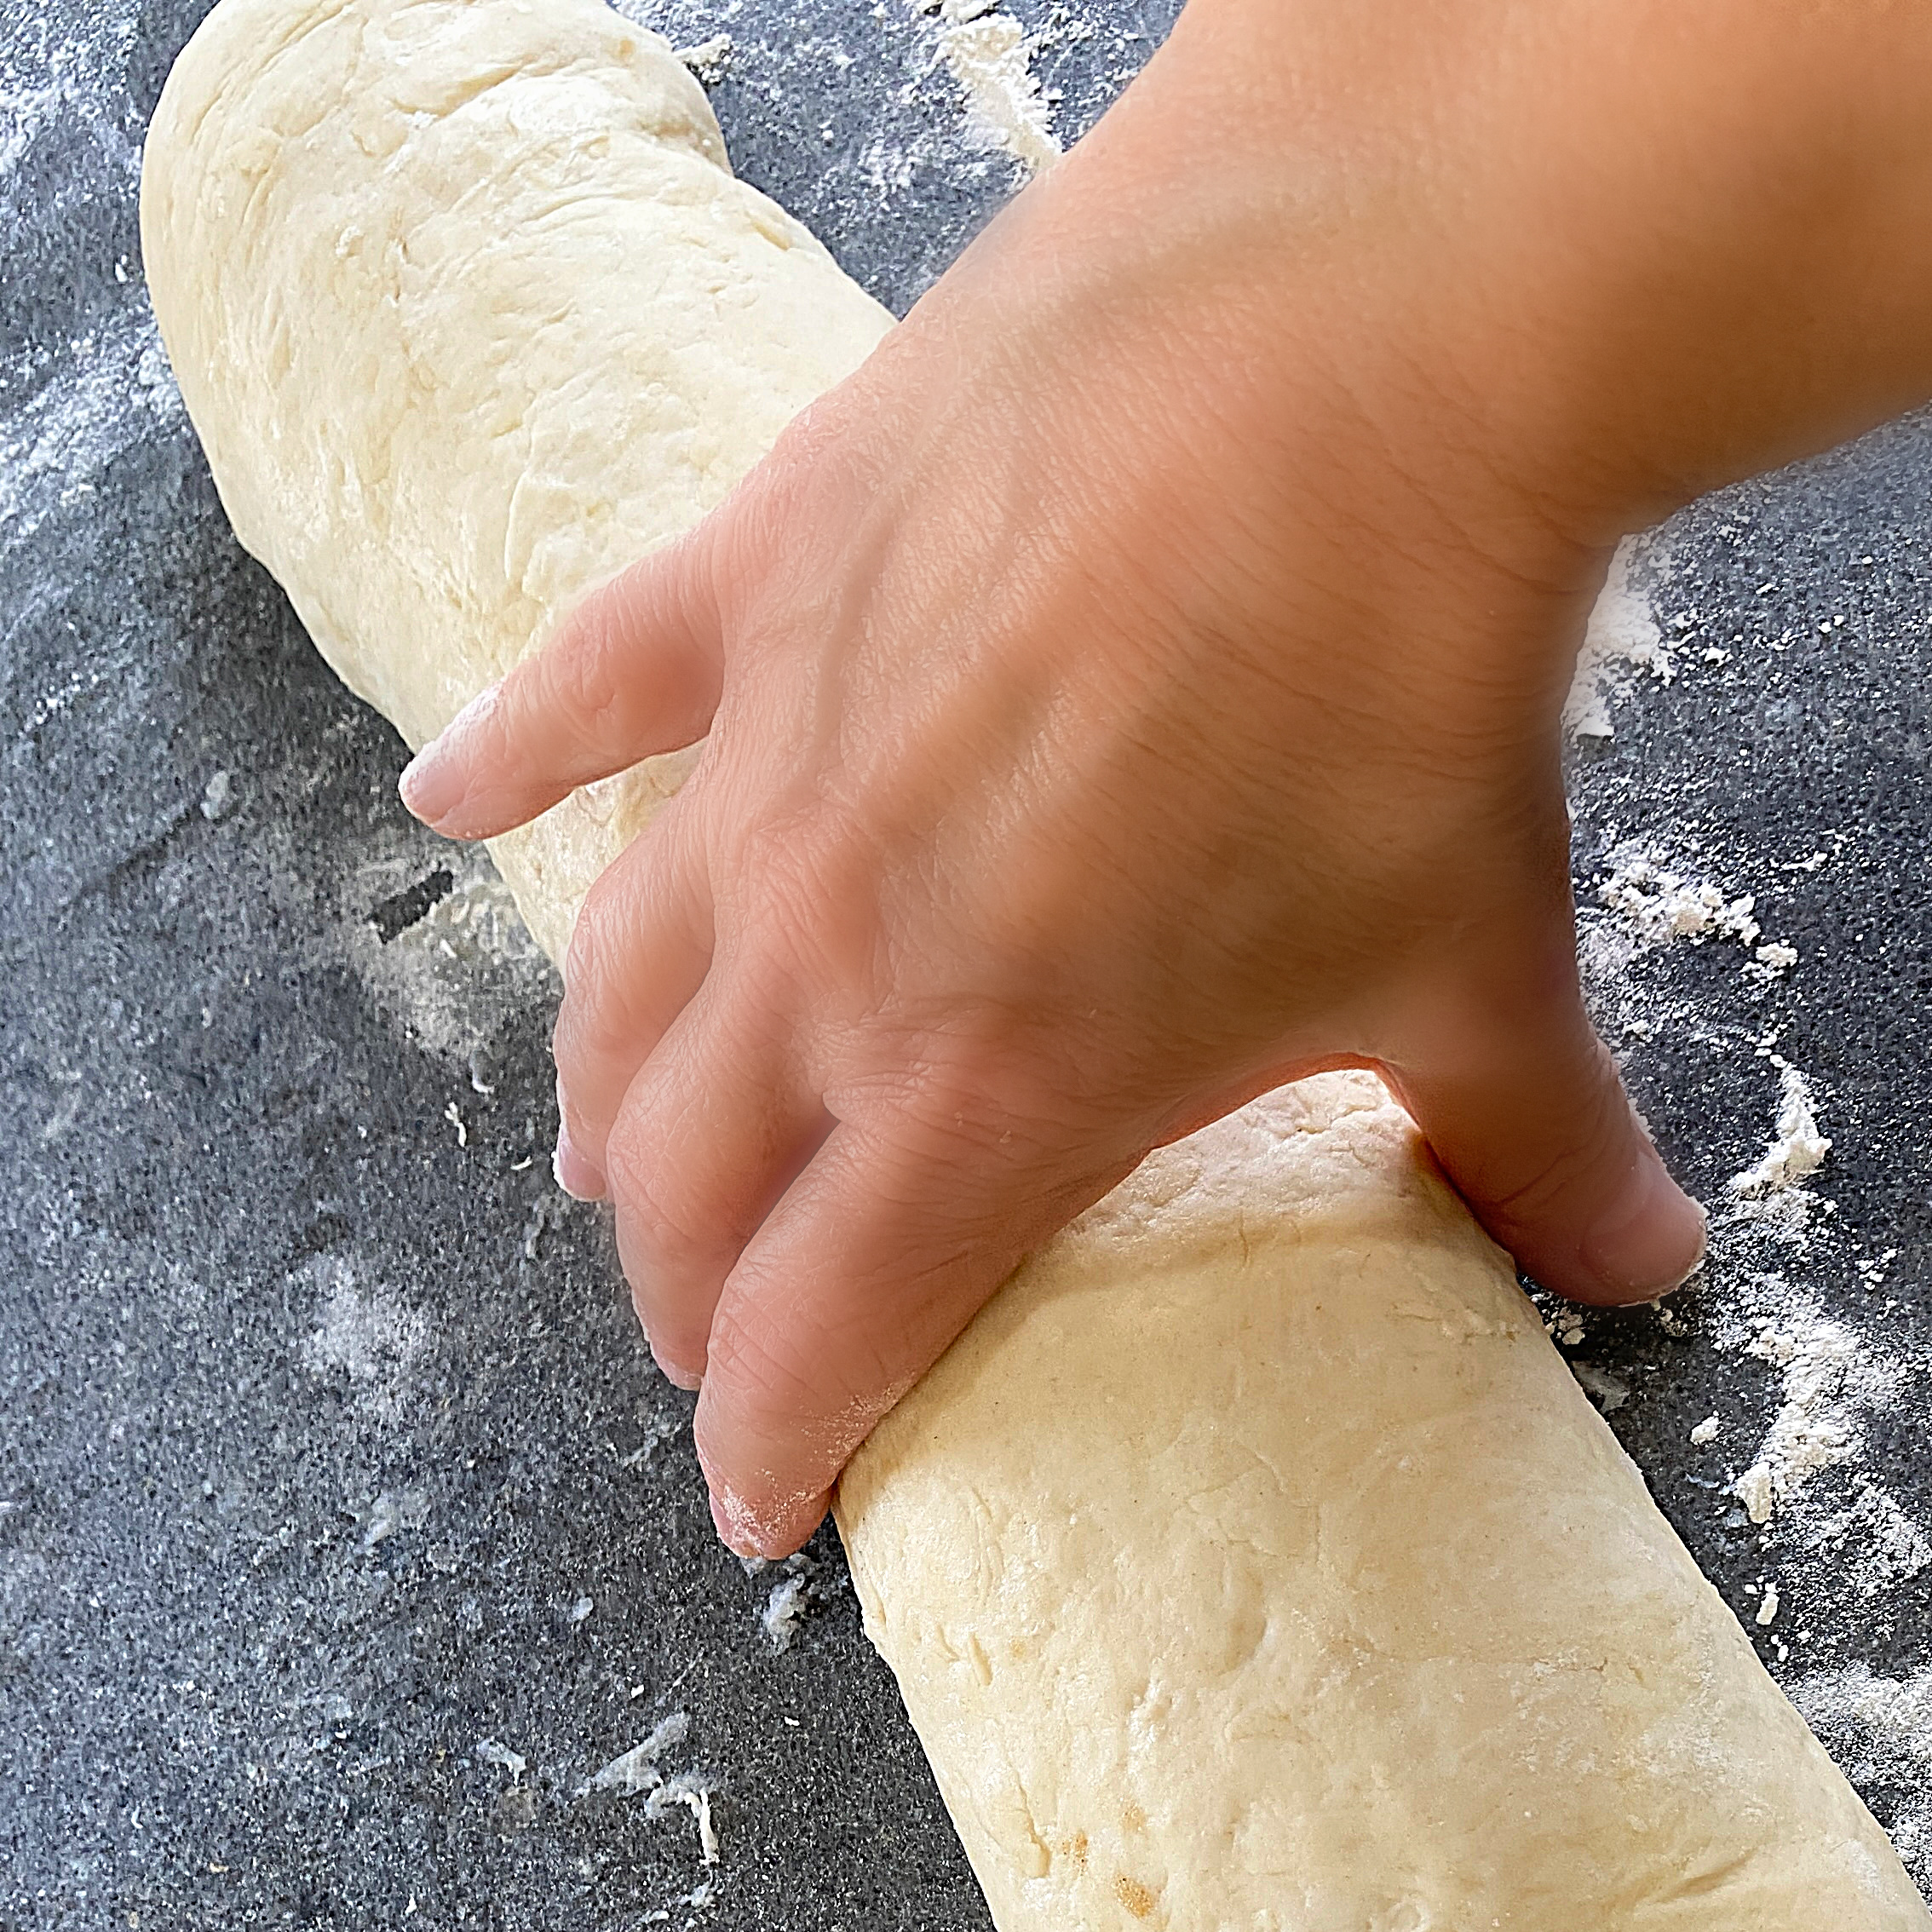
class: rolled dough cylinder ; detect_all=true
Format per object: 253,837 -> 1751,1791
838,1075 -> 1930,1928
142,2 -> 1929,1926
141,0 -> 894,962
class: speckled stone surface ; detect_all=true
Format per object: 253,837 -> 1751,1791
2,2 -> 1929,1927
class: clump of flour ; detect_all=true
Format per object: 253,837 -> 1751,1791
1590,848 -> 1802,1009
761,1573 -> 812,1653
1599,858 -> 1762,949
581,1712 -> 722,1866
1729,1063 -> 1832,1206
673,33 -> 732,83
915,0 -> 1060,172
737,1550 -> 824,1653
1565,540 -> 1675,741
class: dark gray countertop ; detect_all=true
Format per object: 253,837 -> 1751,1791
3,2 -> 1929,1926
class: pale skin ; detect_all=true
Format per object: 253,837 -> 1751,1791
400,0 -> 1932,1556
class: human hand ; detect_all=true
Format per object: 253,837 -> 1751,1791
398,0 -> 1932,1555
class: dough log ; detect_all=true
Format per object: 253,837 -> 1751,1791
142,3 -> 1930,1926
141,0 -> 894,962
838,1076 -> 1929,1929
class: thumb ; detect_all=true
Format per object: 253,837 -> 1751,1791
1389,970 -> 1706,1308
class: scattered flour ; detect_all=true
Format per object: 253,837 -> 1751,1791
1728,1062 -> 1832,1208
1577,768 -> 1931,1823
1564,540 -> 1675,741
1,0 -> 160,561
521,1192 -> 569,1262
1791,1666 -> 1932,1886
1859,1248 -> 1901,1291
1687,1077 -> 1932,1848
643,1878 -> 719,1925
1815,1485 -> 1932,1599
612,1410 -> 679,1471
916,0 -> 1060,172
583,1712 -> 721,1865
336,837 -> 555,1062
1572,1360 -> 1630,1413
1731,1304 -> 1880,1525
476,1738 -> 528,1779
584,1711 -> 692,1795
0,297 -> 184,542
301,1256 -> 428,1424
360,1486 -> 428,1550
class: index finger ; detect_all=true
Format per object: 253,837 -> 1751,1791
398,528 -> 724,840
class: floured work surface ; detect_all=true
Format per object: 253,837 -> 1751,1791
138,0 -> 1932,1922
8,0 -> 1932,1922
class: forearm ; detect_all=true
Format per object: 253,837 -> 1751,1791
1044,0 -> 1932,542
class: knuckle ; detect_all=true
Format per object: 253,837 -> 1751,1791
553,973 -> 620,1101
563,865 -> 623,997
704,461 -> 821,632
718,834 -> 866,1002
543,596 -> 632,738
871,1023 -> 1098,1166
706,474 -> 781,595
704,1307 -> 819,1420
607,1134 -> 723,1280
561,852 -> 661,1034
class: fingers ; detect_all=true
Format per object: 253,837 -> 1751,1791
605,979 -> 825,1391
398,530 -> 723,840
552,808 -> 712,1202
691,1118 -> 1138,1557
1389,957 -> 1706,1308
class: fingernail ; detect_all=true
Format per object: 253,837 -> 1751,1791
1579,1152 -> 1707,1301
398,746 -> 458,825
652,1343 -> 704,1392
552,1122 -> 606,1201
709,1487 -> 760,1557
397,680 -> 502,826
